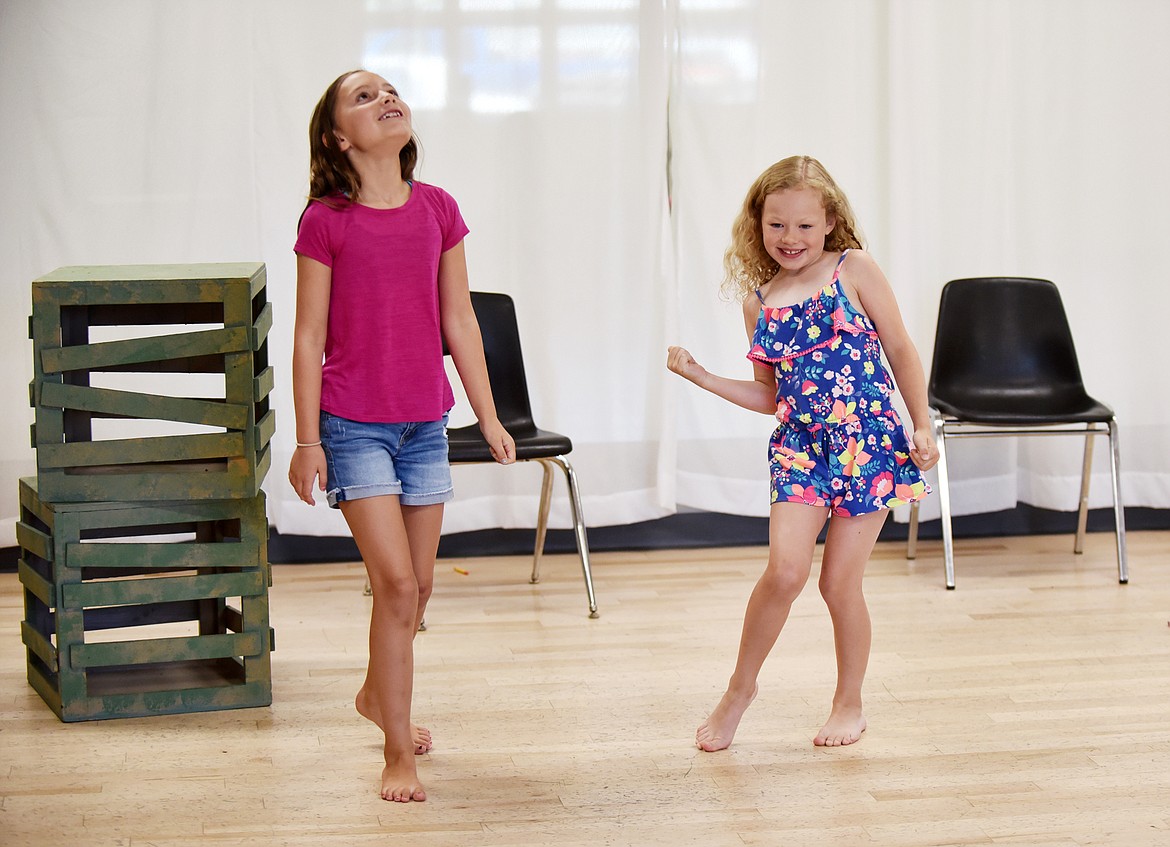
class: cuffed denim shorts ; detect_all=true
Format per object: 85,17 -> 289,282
319,411 -> 453,508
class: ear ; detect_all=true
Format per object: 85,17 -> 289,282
825,212 -> 837,234
326,131 -> 351,153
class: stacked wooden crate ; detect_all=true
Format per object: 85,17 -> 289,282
18,263 -> 275,721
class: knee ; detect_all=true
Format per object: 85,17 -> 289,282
818,571 -> 863,609
416,576 -> 434,608
368,570 -> 420,622
761,558 -> 809,603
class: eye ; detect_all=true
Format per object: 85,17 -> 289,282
356,91 -> 370,101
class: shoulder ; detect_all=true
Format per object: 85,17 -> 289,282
839,248 -> 881,278
412,181 -> 460,209
837,249 -> 890,296
299,196 -> 349,230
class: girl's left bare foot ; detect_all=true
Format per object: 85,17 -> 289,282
356,686 -> 432,753
814,705 -> 866,747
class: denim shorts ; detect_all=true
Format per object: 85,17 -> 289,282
319,411 -> 453,508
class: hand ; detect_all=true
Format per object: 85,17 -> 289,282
667,345 -> 707,385
480,418 -> 515,465
288,445 -> 327,505
909,427 -> 938,472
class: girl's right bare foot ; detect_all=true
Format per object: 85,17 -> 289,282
380,754 -> 426,803
356,687 -> 433,753
695,684 -> 758,752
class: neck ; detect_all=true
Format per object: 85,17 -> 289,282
350,152 -> 410,209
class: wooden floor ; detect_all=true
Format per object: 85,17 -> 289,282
2,531 -> 1169,847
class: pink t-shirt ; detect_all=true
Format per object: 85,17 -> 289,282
294,182 -> 469,422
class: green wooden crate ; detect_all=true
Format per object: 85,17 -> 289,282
16,477 -> 274,722
30,263 -> 274,502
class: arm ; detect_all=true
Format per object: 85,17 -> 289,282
665,297 -> 778,415
844,251 -> 938,471
437,241 -> 515,464
288,253 -> 332,504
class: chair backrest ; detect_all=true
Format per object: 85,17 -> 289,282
445,292 -> 538,434
928,277 -> 1092,416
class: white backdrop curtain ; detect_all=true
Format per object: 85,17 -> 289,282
2,0 -> 1167,548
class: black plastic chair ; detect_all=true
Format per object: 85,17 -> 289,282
448,292 -> 598,617
360,292 -> 598,618
906,277 -> 1127,589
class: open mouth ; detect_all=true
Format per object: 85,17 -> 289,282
379,109 -> 403,121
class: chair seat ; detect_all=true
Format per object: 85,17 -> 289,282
447,423 -> 573,463
932,392 -> 1114,425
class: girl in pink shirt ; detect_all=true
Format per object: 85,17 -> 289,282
289,69 -> 515,803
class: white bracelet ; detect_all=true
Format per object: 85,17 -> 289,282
296,440 -> 321,448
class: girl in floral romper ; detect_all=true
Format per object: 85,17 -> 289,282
667,155 -> 937,750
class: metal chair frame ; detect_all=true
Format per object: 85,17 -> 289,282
907,416 -> 1127,589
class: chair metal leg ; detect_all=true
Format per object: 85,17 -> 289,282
906,501 -> 919,560
1074,431 -> 1094,554
549,455 -> 599,618
934,418 -> 956,589
1109,419 -> 1128,584
530,459 -> 556,584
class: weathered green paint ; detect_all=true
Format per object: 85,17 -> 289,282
20,620 -> 57,670
38,431 -> 244,470
16,478 -> 273,722
17,559 -> 54,606
253,365 -> 274,401
16,519 -> 53,561
71,632 -> 264,670
252,302 -> 273,350
67,539 -> 260,570
255,410 -> 277,451
41,326 -> 249,374
39,382 -> 250,430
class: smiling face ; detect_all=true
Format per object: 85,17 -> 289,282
330,71 -> 413,155
760,187 -> 837,273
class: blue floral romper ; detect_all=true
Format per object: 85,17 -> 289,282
748,250 -> 930,516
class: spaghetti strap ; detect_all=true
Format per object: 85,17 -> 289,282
831,249 -> 850,283
754,289 -> 766,306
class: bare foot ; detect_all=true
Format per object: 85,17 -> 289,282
813,705 -> 866,747
356,687 -> 432,754
695,684 -> 758,752
380,755 -> 426,803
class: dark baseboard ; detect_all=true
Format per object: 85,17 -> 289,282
2,506 -> 1164,571
265,504 -> 1167,564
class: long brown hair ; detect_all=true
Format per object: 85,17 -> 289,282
304,70 -> 421,212
722,155 -> 864,300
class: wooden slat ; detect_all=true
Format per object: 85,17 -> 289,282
36,431 -> 244,468
17,559 -> 55,606
252,302 -> 273,350
67,540 -> 259,570
38,382 -> 249,430
255,409 -> 277,451
20,620 -> 58,671
40,326 -> 249,374
62,571 -> 264,609
253,365 -> 274,401
70,632 -> 264,670
16,520 -> 53,562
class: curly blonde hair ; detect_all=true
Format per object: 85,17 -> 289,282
722,155 -> 864,300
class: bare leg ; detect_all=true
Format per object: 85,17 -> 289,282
340,496 -> 426,802
355,503 -> 443,754
697,503 -> 828,752
813,509 -> 887,747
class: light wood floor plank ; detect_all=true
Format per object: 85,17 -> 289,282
2,530 -> 1169,846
